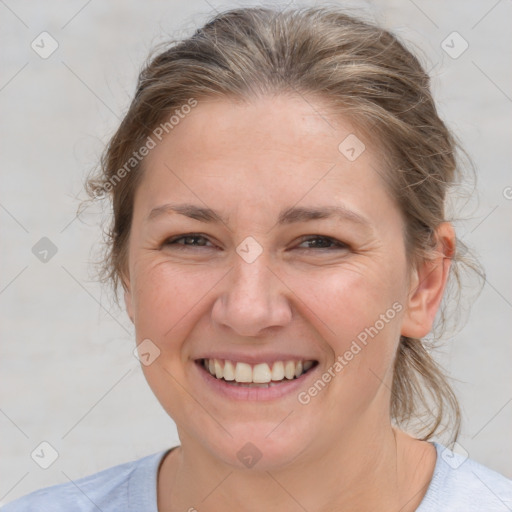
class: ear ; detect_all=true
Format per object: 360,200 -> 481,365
401,222 -> 455,339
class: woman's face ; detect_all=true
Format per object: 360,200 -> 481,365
124,94 -> 415,469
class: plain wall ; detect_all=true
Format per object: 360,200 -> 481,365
1,0 -> 511,505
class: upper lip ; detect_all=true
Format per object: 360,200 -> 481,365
194,352 -> 318,365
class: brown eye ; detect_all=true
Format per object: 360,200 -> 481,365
163,234 -> 214,248
296,236 -> 348,250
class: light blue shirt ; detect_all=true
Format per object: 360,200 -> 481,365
2,443 -> 511,511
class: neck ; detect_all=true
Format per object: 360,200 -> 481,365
158,422 -> 436,512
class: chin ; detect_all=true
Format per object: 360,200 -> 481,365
194,420 -> 312,472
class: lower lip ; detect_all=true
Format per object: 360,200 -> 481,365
193,360 -> 318,401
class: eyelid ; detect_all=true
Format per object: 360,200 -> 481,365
162,233 -> 216,248
162,233 -> 349,251
295,235 -> 349,250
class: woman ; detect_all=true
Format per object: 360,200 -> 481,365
3,5 -> 511,511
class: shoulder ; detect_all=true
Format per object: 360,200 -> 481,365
417,442 -> 512,512
1,449 -> 169,512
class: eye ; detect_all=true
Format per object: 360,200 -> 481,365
295,235 -> 348,251
162,234 -> 348,251
163,233 -> 215,249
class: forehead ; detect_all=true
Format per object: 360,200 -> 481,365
134,94 -> 399,229
152,94 -> 360,165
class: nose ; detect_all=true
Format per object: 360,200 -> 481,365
211,250 -> 293,337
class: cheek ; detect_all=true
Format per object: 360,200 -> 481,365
131,252 -> 406,348
130,257 -> 219,344
289,261 -> 406,402
130,261 -> 217,417
297,267 -> 404,405
286,259 -> 405,340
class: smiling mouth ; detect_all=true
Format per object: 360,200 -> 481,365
196,358 -> 319,388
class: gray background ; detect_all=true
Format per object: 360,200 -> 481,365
1,0 -> 511,505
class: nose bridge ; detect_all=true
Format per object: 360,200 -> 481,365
232,249 -> 272,301
211,244 -> 292,336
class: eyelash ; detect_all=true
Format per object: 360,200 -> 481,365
162,233 -> 348,251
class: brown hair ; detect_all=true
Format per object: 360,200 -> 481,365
86,5 -> 484,444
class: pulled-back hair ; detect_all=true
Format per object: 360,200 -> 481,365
86,5 -> 484,444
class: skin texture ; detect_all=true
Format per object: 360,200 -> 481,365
123,94 -> 454,511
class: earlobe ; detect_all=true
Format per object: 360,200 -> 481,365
401,223 -> 455,339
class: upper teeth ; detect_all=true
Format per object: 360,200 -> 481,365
203,359 -> 314,383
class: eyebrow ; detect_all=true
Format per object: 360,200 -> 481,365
147,202 -> 372,229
